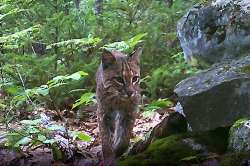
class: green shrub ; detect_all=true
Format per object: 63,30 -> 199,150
144,52 -> 198,98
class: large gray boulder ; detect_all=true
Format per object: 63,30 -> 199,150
174,55 -> 250,131
177,0 -> 250,66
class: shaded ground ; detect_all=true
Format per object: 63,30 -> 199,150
0,105 -> 173,165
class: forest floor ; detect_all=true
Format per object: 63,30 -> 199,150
0,105 -> 173,165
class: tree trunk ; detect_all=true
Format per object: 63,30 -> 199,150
75,0 -> 81,9
95,0 -> 103,15
95,0 -> 103,31
164,0 -> 173,7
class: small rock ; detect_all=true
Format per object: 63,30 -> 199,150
228,118 -> 250,152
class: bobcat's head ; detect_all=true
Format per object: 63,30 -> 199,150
101,48 -> 142,105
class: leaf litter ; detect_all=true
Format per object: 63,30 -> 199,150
0,104 -> 173,165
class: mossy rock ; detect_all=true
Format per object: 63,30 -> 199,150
236,65 -> 250,74
220,152 -> 250,166
193,127 -> 229,153
228,118 -> 250,152
199,0 -> 213,5
119,134 -> 197,166
119,128 -> 229,166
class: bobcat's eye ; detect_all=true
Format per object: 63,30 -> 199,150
114,76 -> 124,84
132,76 -> 140,84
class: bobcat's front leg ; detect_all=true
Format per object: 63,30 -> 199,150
98,110 -> 116,165
98,108 -> 135,165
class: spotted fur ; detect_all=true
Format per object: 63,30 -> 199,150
96,48 -> 142,164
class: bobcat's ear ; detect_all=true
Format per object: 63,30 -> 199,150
102,49 -> 116,69
129,47 -> 142,64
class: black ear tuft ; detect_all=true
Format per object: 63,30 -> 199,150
102,49 -> 116,69
129,47 -> 142,64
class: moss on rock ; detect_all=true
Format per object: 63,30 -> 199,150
119,127 -> 230,166
228,118 -> 250,152
119,134 -> 197,166
193,127 -> 229,153
236,65 -> 250,74
220,152 -> 250,166
230,118 -> 249,130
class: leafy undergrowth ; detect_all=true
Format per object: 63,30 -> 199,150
0,104 -> 173,165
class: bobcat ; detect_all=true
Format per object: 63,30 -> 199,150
96,48 -> 142,165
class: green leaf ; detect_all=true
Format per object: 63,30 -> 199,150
6,132 -> 20,137
0,25 -> 40,44
35,85 -> 49,96
149,98 -> 173,108
72,92 -> 95,109
181,156 -> 198,161
6,86 -> 19,95
144,105 -> 161,112
47,71 -> 88,89
37,134 -> 46,142
70,131 -> 91,142
127,33 -> 147,48
102,41 -> 129,52
20,119 -> 41,126
47,124 -> 65,131
43,139 -> 56,144
27,126 -> 40,134
77,132 -> 91,142
46,37 -> 101,49
25,87 -> 47,98
102,33 -> 147,52
0,103 -> 7,109
0,8 -> 27,21
14,137 -> 31,147
52,144 -> 63,160
66,71 -> 88,80
144,98 -> 173,112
